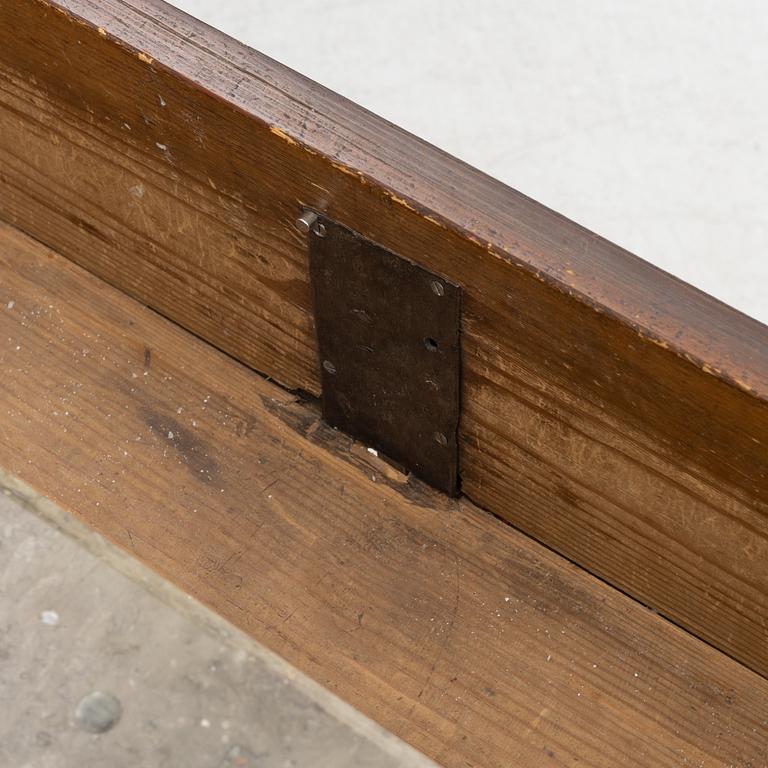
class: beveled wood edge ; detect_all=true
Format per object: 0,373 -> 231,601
51,0 -> 768,400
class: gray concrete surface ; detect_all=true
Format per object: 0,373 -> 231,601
0,476 -> 436,768
173,0 -> 768,325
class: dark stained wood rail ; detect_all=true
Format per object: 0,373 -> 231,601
2,223 -> 768,768
1,0 -> 767,679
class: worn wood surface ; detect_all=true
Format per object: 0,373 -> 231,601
1,222 -> 767,767
1,0 -> 767,677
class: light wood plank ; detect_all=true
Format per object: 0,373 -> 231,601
1,222 -> 767,767
0,0 -> 767,677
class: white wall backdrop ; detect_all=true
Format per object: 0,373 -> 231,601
173,0 -> 768,324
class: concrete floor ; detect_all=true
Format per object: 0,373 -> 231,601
174,0 -> 768,326
0,478 -> 435,768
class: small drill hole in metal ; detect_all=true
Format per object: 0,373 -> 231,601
424,337 -> 438,352
434,432 -> 448,447
323,359 -> 337,374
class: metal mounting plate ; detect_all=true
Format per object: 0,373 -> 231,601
308,214 -> 461,495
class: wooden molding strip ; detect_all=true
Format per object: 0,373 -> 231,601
1,0 -> 767,677
1,222 -> 767,767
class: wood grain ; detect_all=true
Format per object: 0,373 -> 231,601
1,0 -> 767,677
1,221 -> 767,767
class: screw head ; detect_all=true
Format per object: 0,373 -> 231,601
322,359 -> 337,375
295,210 -> 318,233
434,432 -> 448,447
313,221 -> 327,237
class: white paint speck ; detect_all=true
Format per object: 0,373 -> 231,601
6,300 -> 14,309
40,610 -> 60,626
367,447 -> 378,457
200,718 -> 211,728
158,95 -> 166,107
504,597 -> 511,602
155,142 -> 167,151
128,184 -> 145,199
122,122 -> 131,131
167,431 -> 174,439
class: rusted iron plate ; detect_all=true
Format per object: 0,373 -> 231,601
308,214 -> 461,495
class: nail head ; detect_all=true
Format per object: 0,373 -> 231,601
295,210 -> 318,234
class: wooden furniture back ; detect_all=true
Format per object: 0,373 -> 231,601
1,0 -> 767,677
